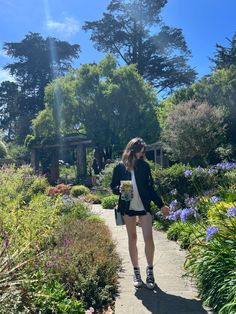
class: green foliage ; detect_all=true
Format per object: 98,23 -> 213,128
99,163 -> 115,189
32,280 -> 84,314
43,55 -> 160,155
158,66 -> 236,158
207,201 -> 235,224
101,195 -> 119,209
152,163 -> 194,203
70,185 -> 90,197
161,100 -> 227,165
58,196 -> 91,219
210,32 -> 236,71
7,143 -> 30,161
185,220 -> 236,313
83,0 -> 196,92
152,162 -> 227,204
2,32 -> 80,143
167,222 -> 205,249
0,140 -> 8,158
0,166 -> 61,250
82,193 -> 102,204
46,219 -> 120,309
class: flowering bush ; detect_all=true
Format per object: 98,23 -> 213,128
48,183 -> 71,197
45,218 -> 120,310
185,219 -> 236,313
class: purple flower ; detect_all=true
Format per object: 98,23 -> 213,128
206,226 -> 219,241
208,168 -> 217,174
211,196 -> 220,204
63,239 -> 71,247
180,208 -> 195,222
184,170 -> 193,177
170,199 -> 178,210
185,197 -> 198,207
46,261 -> 53,268
216,162 -> 236,170
167,209 -> 182,221
227,207 -> 236,218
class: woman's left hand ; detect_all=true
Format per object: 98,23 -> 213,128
160,206 -> 170,217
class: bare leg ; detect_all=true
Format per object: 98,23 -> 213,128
139,213 -> 154,267
123,215 -> 139,267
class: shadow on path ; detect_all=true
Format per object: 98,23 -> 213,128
135,285 -> 210,314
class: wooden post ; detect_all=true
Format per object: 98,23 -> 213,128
49,148 -> 59,184
76,144 -> 87,179
160,145 -> 163,167
31,148 -> 39,173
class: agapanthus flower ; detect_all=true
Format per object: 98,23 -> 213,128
185,197 -> 198,207
180,208 -> 195,222
170,189 -> 177,196
208,168 -> 217,174
206,226 -> 219,241
167,209 -> 182,221
211,196 -> 220,203
184,170 -> 193,177
216,162 -> 236,170
170,199 -> 178,210
227,207 -> 236,218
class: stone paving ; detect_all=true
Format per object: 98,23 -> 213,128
92,204 -> 214,314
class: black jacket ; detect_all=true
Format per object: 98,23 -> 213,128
110,159 -> 164,215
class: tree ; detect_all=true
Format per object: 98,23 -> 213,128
2,32 -> 80,143
83,0 -> 196,93
210,32 -> 236,70
30,55 -> 160,167
0,81 -> 19,142
161,100 -> 227,166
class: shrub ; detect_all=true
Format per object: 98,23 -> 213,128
207,200 -> 235,224
185,219 -> 236,313
70,185 -> 90,197
101,195 -> 119,209
99,163 -> 114,189
48,183 -> 71,197
161,100 -> 226,165
46,219 -> 120,310
82,193 -> 102,204
32,279 -> 84,313
58,195 -> 91,219
167,221 -> 205,249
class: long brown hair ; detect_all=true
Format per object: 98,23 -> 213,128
122,137 -> 147,170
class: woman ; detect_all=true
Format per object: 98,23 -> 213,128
110,138 -> 169,289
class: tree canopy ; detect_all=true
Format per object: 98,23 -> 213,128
161,100 -> 227,165
28,55 -> 160,160
83,0 -> 196,94
1,32 -> 80,143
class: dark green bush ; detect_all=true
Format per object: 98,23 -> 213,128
167,221 -> 205,249
70,185 -> 90,197
101,195 -> 119,209
153,163 -> 221,203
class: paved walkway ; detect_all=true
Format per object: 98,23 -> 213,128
92,205 -> 214,314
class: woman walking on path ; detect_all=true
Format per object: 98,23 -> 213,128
110,138 -> 170,289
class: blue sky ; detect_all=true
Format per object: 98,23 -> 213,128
0,0 -> 235,84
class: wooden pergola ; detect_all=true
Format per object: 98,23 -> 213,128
146,141 -> 169,167
30,134 -> 92,183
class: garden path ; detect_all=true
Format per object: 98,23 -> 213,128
92,204 -> 214,314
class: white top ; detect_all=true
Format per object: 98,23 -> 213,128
129,170 -> 145,212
